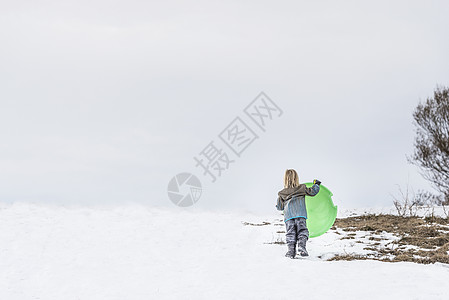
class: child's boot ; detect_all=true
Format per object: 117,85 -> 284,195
297,238 -> 309,257
285,243 -> 296,259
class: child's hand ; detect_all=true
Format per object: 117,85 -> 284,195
313,179 -> 321,186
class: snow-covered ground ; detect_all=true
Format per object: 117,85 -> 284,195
337,206 -> 449,218
1,203 -> 448,300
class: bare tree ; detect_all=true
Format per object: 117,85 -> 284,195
408,86 -> 449,204
391,183 -> 419,217
391,184 -> 445,217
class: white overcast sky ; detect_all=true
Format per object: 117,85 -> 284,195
1,0 -> 449,213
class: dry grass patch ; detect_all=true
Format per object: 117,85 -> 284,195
329,214 -> 449,264
242,221 -> 271,226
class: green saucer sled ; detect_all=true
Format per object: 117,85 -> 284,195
304,182 -> 337,238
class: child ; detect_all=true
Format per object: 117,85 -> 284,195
276,169 -> 321,258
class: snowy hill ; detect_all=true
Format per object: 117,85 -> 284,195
1,203 -> 448,299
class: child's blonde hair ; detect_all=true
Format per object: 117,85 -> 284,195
284,169 -> 299,188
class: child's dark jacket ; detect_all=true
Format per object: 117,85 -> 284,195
276,184 -> 320,222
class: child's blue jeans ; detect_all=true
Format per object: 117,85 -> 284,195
285,217 -> 309,246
